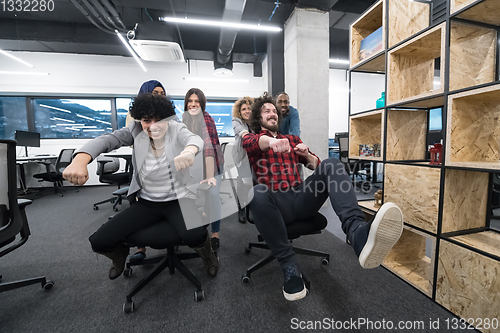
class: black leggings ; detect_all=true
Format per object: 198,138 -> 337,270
89,198 -> 207,253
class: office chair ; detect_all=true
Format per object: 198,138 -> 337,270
32,148 -> 75,196
93,156 -> 131,211
490,173 -> 500,221
0,139 -> 54,293
218,142 -> 234,202
337,135 -> 371,193
120,183 -> 212,313
241,212 -> 330,291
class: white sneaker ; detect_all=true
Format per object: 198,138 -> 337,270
358,202 -> 403,269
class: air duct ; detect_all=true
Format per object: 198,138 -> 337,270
216,0 -> 247,67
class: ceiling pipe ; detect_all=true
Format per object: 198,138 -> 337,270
69,0 -> 115,34
217,0 -> 247,66
81,0 -> 115,32
100,0 -> 127,30
90,0 -> 127,33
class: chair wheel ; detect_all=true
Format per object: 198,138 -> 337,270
244,247 -> 251,254
321,258 -> 329,266
113,208 -> 118,212
241,274 -> 250,284
194,290 -> 205,301
43,280 -> 54,291
123,301 -> 134,313
93,206 -> 99,210
123,268 -> 132,277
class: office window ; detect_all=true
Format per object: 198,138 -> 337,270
172,99 -> 235,137
33,99 -> 113,139
116,98 -> 132,129
0,97 -> 28,140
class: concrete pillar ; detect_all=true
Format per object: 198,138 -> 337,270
266,32 -> 285,96
284,8 -> 329,161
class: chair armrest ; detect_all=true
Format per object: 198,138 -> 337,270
18,199 -> 33,210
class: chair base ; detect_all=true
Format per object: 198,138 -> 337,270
122,245 -> 203,313
242,241 -> 330,292
0,274 -> 54,293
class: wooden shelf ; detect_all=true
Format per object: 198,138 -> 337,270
442,169 -> 489,233
386,109 -> 427,161
450,230 -> 500,258
383,226 -> 435,297
450,21 -> 497,92
384,163 -> 440,234
452,0 -> 500,26
351,51 -> 385,73
446,83 -> 500,171
349,110 -> 384,160
436,238 -> 500,332
350,0 -> 385,69
388,0 -> 430,48
387,23 -> 446,106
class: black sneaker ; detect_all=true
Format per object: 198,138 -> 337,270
210,237 -> 220,251
351,202 -> 403,269
282,264 -> 307,301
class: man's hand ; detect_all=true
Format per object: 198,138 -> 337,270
62,153 -> 91,186
294,143 -> 310,157
174,151 -> 195,171
269,138 -> 290,153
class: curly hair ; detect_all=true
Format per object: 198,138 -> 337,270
129,93 -> 175,121
249,91 -> 281,133
232,96 -> 254,119
182,88 -> 207,136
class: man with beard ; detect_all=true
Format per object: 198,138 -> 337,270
242,92 -> 403,302
276,92 -> 300,137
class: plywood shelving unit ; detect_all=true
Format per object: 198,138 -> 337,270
387,22 -> 446,106
350,0 -> 385,70
384,227 -> 435,297
348,1 -> 500,331
446,84 -> 500,171
348,110 -> 383,161
386,109 -> 427,161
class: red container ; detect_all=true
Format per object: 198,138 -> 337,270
429,143 -> 442,165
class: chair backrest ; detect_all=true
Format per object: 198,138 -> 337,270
0,140 -> 30,256
96,156 -> 120,176
338,137 -> 349,163
55,148 -> 75,174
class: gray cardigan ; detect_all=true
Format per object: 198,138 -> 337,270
76,119 -> 204,201
232,117 -> 250,166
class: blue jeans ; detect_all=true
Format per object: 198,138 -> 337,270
249,158 -> 365,269
207,172 -> 223,234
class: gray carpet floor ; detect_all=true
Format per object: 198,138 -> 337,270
0,185 -> 473,333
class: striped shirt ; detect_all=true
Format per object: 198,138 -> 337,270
138,148 -> 193,201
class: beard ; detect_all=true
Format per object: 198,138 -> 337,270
260,118 -> 279,132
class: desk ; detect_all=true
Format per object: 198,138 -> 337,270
16,155 -> 58,194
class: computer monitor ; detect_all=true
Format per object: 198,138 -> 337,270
15,130 -> 40,156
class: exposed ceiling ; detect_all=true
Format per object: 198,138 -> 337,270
0,0 -> 377,69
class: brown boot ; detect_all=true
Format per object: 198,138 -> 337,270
194,235 -> 219,277
100,245 -> 129,280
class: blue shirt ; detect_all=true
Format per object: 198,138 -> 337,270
279,105 -> 301,137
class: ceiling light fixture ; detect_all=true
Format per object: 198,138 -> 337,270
0,71 -> 49,76
329,59 -> 350,65
183,77 -> 249,83
115,30 -> 147,72
159,17 -> 282,32
0,49 -> 34,68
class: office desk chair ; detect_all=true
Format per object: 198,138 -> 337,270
33,148 -> 75,196
120,184 -> 211,313
0,139 -> 54,294
93,156 -> 131,211
242,213 -> 330,291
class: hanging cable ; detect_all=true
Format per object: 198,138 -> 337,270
168,0 -> 187,62
268,0 -> 279,21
